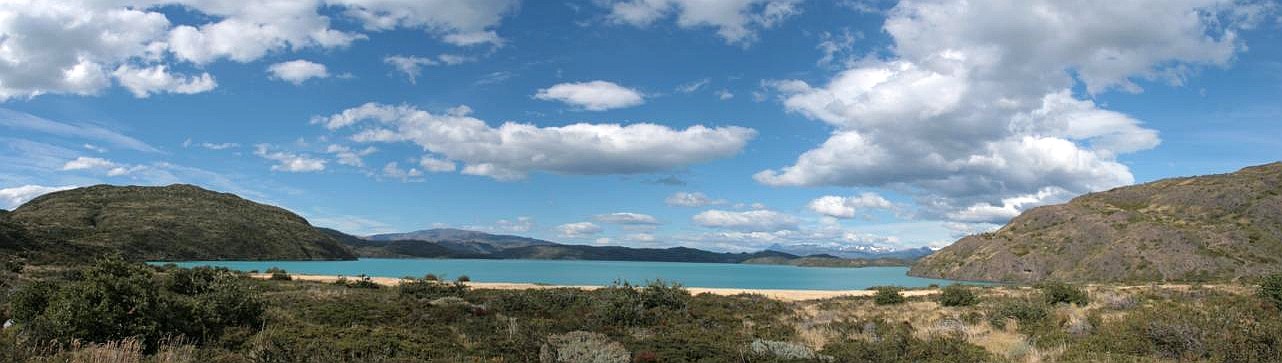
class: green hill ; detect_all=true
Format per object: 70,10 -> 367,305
910,162 -> 1282,283
3,184 -> 355,262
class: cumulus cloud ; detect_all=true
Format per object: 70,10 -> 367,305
807,192 -> 894,219
381,161 -> 423,181
418,156 -> 457,172
604,0 -> 803,46
594,212 -> 661,225
60,156 -> 146,176
112,65 -> 217,98
312,102 -> 755,180
534,81 -> 646,111
325,144 -> 377,167
557,222 -> 603,237
0,185 -> 77,209
0,0 -> 516,100
692,209 -> 799,232
664,192 -> 725,207
254,144 -> 326,172
757,0 -> 1260,223
268,60 -> 330,85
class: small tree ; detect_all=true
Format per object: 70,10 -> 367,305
1258,273 -> 1282,309
873,287 -> 906,305
938,284 -> 979,307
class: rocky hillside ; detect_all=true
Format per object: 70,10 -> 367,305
910,162 -> 1282,283
4,184 -> 356,262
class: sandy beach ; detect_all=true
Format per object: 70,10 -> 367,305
251,273 -> 941,302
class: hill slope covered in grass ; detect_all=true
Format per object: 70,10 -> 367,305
911,162 -> 1282,283
3,184 -> 355,262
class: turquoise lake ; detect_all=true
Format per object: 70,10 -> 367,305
161,259 -> 962,290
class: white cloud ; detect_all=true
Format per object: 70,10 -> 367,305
715,89 -> 734,100
0,185 -> 77,209
333,0 -> 517,46
534,81 -> 646,111
418,156 -> 457,173
381,161 -> 423,181
807,192 -> 894,219
757,0 -> 1259,223
692,209 -> 799,232
0,110 -> 158,153
625,233 -> 657,242
816,28 -> 857,66
312,103 -> 755,180
604,0 -> 803,46
557,221 -> 603,237
254,144 -> 326,172
268,60 -> 330,85
494,216 -> 534,233
664,192 -> 725,207
199,142 -> 239,150
325,144 -> 377,167
384,54 -> 475,84
112,65 -> 217,98
594,212 -> 661,225
676,78 -> 710,93
60,156 -> 146,176
0,0 -> 516,100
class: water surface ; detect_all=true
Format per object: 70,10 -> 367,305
162,258 -> 961,290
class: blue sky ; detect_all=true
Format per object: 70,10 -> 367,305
1,0 -> 1280,252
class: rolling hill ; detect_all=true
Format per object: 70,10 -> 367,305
910,162 -> 1282,283
3,184 -> 356,262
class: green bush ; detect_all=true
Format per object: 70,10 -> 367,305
987,298 -> 1050,331
9,259 -> 262,351
937,284 -> 978,307
1258,273 -> 1282,309
820,319 -> 994,362
873,287 -> 905,305
1039,281 -> 1089,306
399,277 -> 468,299
335,275 -> 380,289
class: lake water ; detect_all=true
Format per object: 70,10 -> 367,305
160,258 -> 962,290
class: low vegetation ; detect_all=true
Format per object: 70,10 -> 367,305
2,259 -> 1281,362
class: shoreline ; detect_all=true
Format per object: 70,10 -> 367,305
252,273 -> 941,302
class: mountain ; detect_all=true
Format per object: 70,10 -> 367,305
367,228 -> 557,255
342,229 -> 898,266
766,243 -> 935,260
910,162 -> 1282,283
494,245 -> 797,263
4,184 -> 356,262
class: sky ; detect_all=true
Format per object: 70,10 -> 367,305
1,0 -> 1280,253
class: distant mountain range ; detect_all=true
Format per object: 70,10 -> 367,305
911,162 -> 1282,283
332,228 -> 920,266
765,243 -> 934,260
0,184 -> 922,268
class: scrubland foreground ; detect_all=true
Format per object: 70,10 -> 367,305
1,259 -> 1281,362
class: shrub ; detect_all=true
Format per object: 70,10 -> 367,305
1258,273 -> 1282,309
457,275 -> 471,282
538,331 -> 629,363
820,319 -> 994,362
873,287 -> 905,305
937,284 -> 978,307
1039,281 -> 1089,306
749,339 -> 821,360
590,280 -> 690,327
10,258 -> 262,351
423,274 -> 439,281
399,278 -> 468,299
987,298 -> 1050,331
335,275 -> 380,289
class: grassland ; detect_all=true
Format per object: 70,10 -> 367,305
2,259 -> 1279,362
